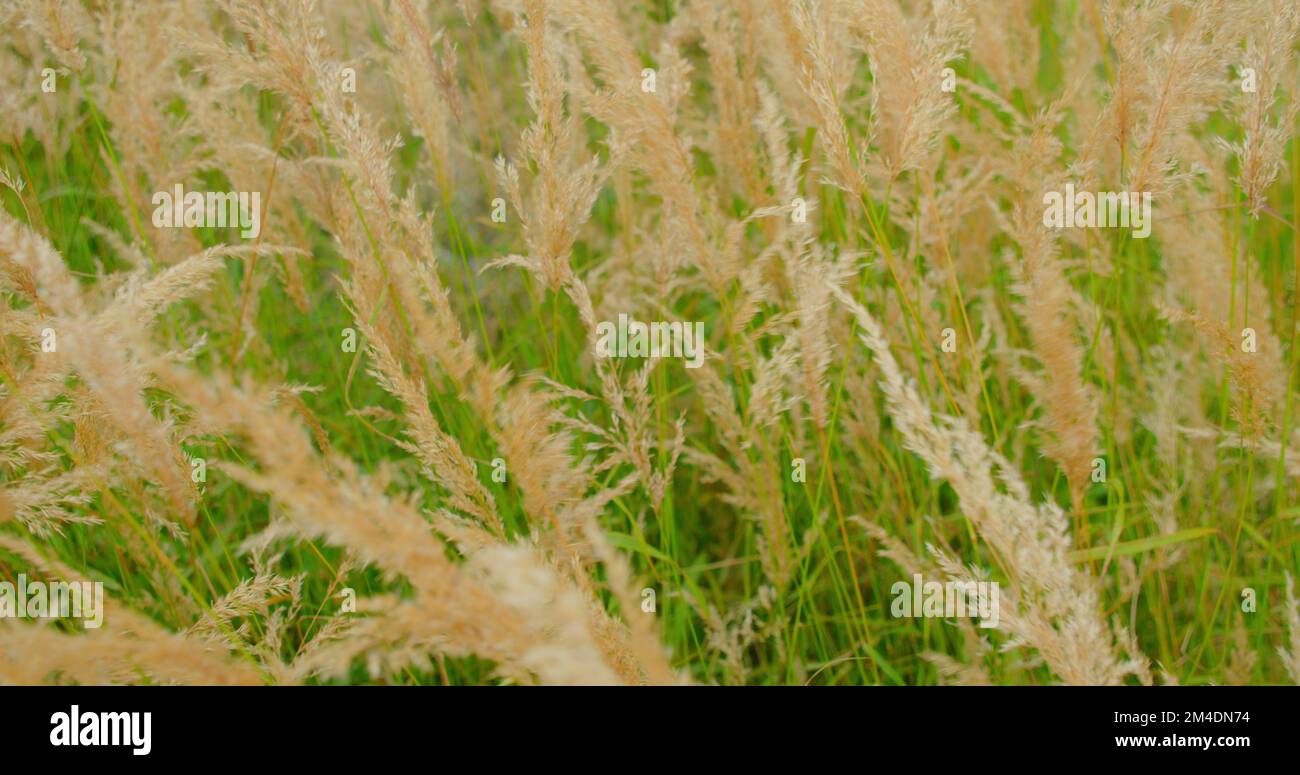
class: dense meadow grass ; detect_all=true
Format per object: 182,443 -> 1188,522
1,0 -> 1299,685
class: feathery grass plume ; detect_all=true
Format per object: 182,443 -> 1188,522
1214,427 -> 1300,483
788,244 -> 856,428
1223,0 -> 1300,216
381,0 -> 460,195
0,167 -> 24,201
182,0 -> 325,129
2,210 -> 295,533
485,0 -> 605,292
1080,0 -> 1167,175
0,620 -> 261,686
485,283 -> 682,683
283,12 -> 486,393
848,0 -> 972,179
484,390 -> 680,674
857,517 -> 994,684
863,514 -> 993,686
789,0 -> 867,197
15,0 -> 88,71
197,0 -> 485,396
1116,0 -> 1243,199
156,361 -> 639,685
551,0 -> 729,290
483,6 -> 687,520
0,466 -> 101,536
691,0 -> 763,205
686,354 -> 796,586
1156,297 -> 1280,438
351,294 -> 503,536
1157,189 -> 1288,400
754,79 -> 806,215
1001,114 -> 1100,519
0,209 -> 81,312
0,21 -> 56,150
924,650 -> 993,685
0,212 -> 200,526
0,536 -> 261,685
833,285 -> 1148,684
970,0 -> 1039,97
540,362 -> 687,516
1282,573 -> 1300,683
488,379 -> 585,543
186,569 -> 297,652
1223,613 -> 1258,685
89,0 -> 209,265
704,586 -> 778,685
1154,192 -> 1284,429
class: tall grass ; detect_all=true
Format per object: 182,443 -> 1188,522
1,0 -> 1299,685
